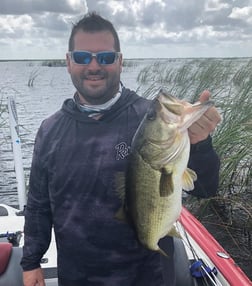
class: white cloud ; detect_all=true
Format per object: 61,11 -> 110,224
0,0 -> 252,59
67,0 -> 88,13
0,15 -> 33,34
107,0 -> 127,14
229,6 -> 252,23
205,0 -> 230,11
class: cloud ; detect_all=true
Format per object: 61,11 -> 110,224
229,6 -> 252,23
0,0 -> 252,59
0,0 -> 86,15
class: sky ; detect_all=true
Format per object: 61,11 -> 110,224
0,0 -> 252,60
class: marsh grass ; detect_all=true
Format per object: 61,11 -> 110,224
0,90 -> 7,131
137,58 -> 252,198
137,58 -> 252,277
28,68 -> 41,87
41,59 -> 66,67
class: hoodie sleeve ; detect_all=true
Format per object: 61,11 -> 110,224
187,136 -> 220,198
20,123 -> 53,271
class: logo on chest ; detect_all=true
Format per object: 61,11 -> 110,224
115,142 -> 130,160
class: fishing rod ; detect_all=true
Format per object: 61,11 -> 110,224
7,96 -> 27,211
178,223 -> 223,286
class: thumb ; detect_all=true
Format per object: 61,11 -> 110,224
199,90 -> 211,102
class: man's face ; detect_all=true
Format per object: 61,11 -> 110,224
66,30 -> 123,105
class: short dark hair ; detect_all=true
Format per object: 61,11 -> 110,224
68,12 -> 121,52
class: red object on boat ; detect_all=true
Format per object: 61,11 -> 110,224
0,243 -> 12,275
179,207 -> 252,286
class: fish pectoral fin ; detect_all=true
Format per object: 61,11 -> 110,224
114,172 -> 129,224
114,171 -> 126,201
115,207 -> 128,223
159,169 -> 174,197
182,168 -> 197,191
167,226 -> 182,238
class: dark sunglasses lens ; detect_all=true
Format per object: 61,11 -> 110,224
97,52 -> 116,65
73,52 -> 91,64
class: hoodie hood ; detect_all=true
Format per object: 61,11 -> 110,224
61,87 -> 145,123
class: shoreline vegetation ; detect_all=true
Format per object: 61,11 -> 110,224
0,58 -> 251,279
136,57 -> 252,279
136,58 -> 252,196
0,56 -> 252,65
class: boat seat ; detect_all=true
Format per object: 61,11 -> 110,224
159,236 -> 197,286
0,205 -> 8,216
173,237 -> 197,286
0,242 -> 23,286
0,239 -> 196,286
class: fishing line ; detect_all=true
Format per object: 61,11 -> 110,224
176,222 -> 224,286
200,265 -> 222,286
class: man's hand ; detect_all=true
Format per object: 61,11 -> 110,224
188,90 -> 221,144
23,268 -> 45,286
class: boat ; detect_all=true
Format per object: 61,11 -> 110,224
0,203 -> 58,285
1,204 -> 251,286
176,207 -> 252,286
0,97 -> 251,285
0,96 -> 57,285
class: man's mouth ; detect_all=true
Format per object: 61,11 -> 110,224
86,76 -> 104,80
84,72 -> 105,81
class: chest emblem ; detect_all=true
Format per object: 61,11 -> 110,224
115,142 -> 130,160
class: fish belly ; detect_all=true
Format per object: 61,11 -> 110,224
128,151 -> 183,251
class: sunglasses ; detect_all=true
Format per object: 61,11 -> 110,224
68,50 -> 121,65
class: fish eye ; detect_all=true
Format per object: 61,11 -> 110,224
147,100 -> 159,120
147,106 -> 157,121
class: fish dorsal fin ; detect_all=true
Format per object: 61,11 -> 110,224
182,168 -> 197,191
159,168 -> 174,197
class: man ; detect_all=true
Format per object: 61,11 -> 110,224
21,12 -> 221,286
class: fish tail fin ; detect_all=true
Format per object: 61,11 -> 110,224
167,225 -> 182,238
158,247 -> 169,257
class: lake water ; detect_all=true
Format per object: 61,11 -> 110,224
0,57 -> 190,205
0,58 -> 251,279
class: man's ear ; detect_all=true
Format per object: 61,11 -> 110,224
119,53 -> 123,73
66,53 -> 71,73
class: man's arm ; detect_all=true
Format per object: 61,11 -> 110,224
188,136 -> 220,198
21,125 -> 52,278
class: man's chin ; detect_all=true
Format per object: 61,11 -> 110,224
79,90 -> 109,105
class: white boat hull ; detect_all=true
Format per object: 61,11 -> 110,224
1,204 -> 251,286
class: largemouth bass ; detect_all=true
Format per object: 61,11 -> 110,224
126,89 -> 214,255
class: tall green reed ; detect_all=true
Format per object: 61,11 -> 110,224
0,92 -> 7,147
0,93 -> 7,129
137,58 -> 252,198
